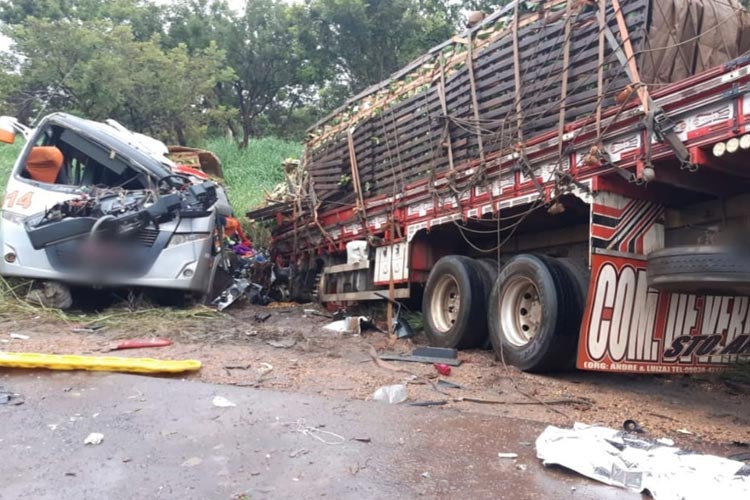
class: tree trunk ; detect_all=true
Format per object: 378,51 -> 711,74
175,123 -> 187,146
240,118 -> 252,149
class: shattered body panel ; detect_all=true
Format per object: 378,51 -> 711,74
0,113 -> 229,294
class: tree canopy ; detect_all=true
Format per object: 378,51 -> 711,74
0,0 -> 511,145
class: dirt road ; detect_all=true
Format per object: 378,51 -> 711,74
0,301 -> 749,499
1,371 -> 638,500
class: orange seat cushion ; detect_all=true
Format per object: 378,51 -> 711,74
26,146 -> 64,183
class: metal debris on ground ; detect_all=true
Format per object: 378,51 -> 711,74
436,379 -> 463,390
413,347 -> 457,359
254,312 -> 272,322
0,388 -> 24,406
212,396 -> 237,408
536,423 -> 750,500
408,400 -> 448,407
84,432 -> 104,445
498,452 -> 519,459
379,353 -> 462,367
9,333 -> 30,340
372,384 -> 408,404
213,279 -> 252,311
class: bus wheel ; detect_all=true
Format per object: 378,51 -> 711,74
488,255 -> 583,372
423,255 -> 490,349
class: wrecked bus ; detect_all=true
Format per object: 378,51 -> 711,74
0,112 -> 233,307
249,0 -> 750,374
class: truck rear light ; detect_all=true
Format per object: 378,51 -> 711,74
712,142 -> 726,157
740,134 -> 750,150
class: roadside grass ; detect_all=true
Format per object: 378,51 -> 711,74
0,140 -> 23,189
205,136 -> 302,216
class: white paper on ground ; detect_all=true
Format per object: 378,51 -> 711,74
535,423 -> 750,500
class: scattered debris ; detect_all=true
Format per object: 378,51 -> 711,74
536,423 -> 750,499
26,281 -> 73,310
0,351 -> 201,374
623,419 -> 645,433
657,438 -> 675,446
421,472 -> 431,479
304,309 -> 333,318
0,388 -> 23,406
436,379 -> 463,390
256,362 -> 274,377
409,400 -> 448,407
372,384 -> 408,404
213,279 -> 252,311
498,452 -> 519,459
84,433 -> 104,445
224,364 -> 252,371
255,312 -> 272,323
516,464 -> 528,471
433,363 -> 452,376
323,316 -> 368,335
676,428 -> 693,435
267,338 -> 296,349
289,448 -> 310,458
109,338 -> 172,351
281,419 -> 346,445
71,323 -> 106,333
9,333 -> 30,340
352,437 -> 372,443
212,396 -> 237,408
379,353 -> 462,367
413,347 -> 457,359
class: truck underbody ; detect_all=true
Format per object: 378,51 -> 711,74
248,0 -> 750,373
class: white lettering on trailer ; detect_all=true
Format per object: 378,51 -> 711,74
588,263 -> 659,362
603,135 -> 640,162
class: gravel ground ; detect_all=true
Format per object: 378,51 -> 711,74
1,301 -> 749,452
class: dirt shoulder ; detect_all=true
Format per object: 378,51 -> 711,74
2,302 -> 749,453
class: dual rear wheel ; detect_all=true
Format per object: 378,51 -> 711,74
423,254 -> 586,372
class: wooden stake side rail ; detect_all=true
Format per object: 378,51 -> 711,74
304,0 -> 653,208
266,59 -> 750,256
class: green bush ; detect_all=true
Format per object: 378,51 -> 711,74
205,136 -> 302,216
0,140 -> 24,189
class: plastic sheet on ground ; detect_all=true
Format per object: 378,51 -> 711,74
536,423 -> 750,500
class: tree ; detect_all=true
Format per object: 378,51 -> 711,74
309,0 -> 456,94
211,0 -> 325,147
4,17 -> 232,143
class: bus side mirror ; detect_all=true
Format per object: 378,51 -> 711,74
0,116 -> 19,144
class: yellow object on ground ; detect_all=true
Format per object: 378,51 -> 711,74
0,352 -> 201,374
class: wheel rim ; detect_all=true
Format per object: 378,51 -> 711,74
499,276 -> 542,347
431,274 -> 461,332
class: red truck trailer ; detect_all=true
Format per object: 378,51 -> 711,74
248,0 -> 750,373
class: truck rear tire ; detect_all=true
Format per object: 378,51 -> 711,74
647,246 -> 750,294
488,255 -> 582,372
423,256 -> 489,349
